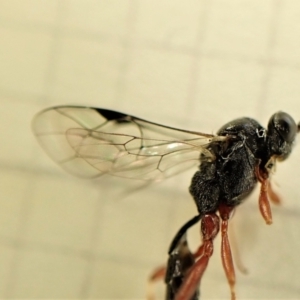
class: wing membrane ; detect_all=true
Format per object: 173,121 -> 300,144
32,105 -> 216,180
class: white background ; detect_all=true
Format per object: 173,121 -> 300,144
0,0 -> 300,299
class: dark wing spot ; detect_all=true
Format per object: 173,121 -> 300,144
96,108 -> 130,123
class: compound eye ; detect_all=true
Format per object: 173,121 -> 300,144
269,112 -> 297,143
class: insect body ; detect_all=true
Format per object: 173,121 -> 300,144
190,114 -> 297,219
32,106 -> 299,300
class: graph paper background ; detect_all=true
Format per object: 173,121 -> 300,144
0,0 -> 300,299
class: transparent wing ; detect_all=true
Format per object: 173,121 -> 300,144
32,105 -> 218,181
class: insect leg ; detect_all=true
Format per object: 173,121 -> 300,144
149,266 -> 166,282
219,204 -> 236,300
255,165 -> 273,224
174,213 -> 220,300
147,266 -> 166,300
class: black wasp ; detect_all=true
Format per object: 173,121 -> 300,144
32,106 -> 299,300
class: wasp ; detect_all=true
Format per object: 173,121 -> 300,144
32,106 -> 299,300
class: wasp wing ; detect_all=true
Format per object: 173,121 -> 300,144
32,105 -> 217,181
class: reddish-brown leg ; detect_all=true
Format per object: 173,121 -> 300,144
255,165 -> 273,224
193,243 -> 205,259
174,214 -> 220,300
174,255 -> 209,300
147,266 -> 166,300
149,266 -> 166,282
219,205 -> 236,300
259,178 -> 273,224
